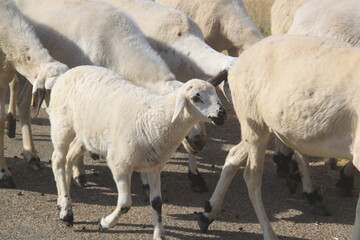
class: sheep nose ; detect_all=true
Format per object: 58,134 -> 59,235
218,106 -> 227,119
209,106 -> 227,126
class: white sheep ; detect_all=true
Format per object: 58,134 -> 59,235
103,0 -> 236,82
198,34 -> 360,240
49,65 -> 227,240
276,0 -> 360,204
11,0 -> 235,192
270,0 -> 308,35
0,0 -> 68,188
155,0 -> 264,56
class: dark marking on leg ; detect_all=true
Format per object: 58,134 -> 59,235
336,166 -> 354,197
272,152 -> 292,178
188,170 -> 208,193
5,112 -> 16,138
22,150 -> 41,170
151,196 -> 162,223
120,207 -> 130,213
204,200 -> 212,213
61,209 -> 74,227
304,190 -> 330,216
98,218 -> 107,232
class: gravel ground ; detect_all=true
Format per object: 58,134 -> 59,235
0,102 -> 357,240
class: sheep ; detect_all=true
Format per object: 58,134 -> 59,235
270,0 -> 308,35
49,65 -> 227,239
0,0 -> 68,188
275,0 -> 360,204
197,34 -> 360,240
155,0 -> 264,56
12,0 -> 235,192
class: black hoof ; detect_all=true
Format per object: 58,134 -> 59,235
310,202 -> 331,216
98,218 -> 108,232
188,170 -> 208,193
286,176 -> 299,194
197,213 -> 212,233
0,175 -> 16,188
73,175 -> 87,188
22,150 -> 41,170
61,211 -> 74,227
5,113 -> 16,138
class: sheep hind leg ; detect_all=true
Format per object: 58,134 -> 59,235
99,161 -> 132,230
243,129 -> 278,240
0,86 -> 15,188
293,151 -> 330,216
198,141 -> 248,233
17,80 -> 41,170
148,168 -> 166,240
72,156 -> 87,187
336,161 -> 356,197
5,76 -> 19,138
51,127 -> 75,226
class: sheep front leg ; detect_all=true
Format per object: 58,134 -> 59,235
183,122 -> 208,193
0,87 -> 15,188
293,151 -> 329,216
243,131 -> 278,240
99,163 -> 132,230
147,169 -> 166,240
17,81 -> 41,170
5,76 -> 19,138
198,141 -> 247,233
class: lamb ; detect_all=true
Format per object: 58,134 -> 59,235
197,34 -> 360,240
49,65 -> 227,240
11,0 -> 235,192
155,0 -> 264,56
0,0 -> 68,188
270,0 -> 308,35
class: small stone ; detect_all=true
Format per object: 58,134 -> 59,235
82,226 -> 86,230
40,193 -> 45,196
17,191 -> 23,196
211,164 -> 215,168
14,156 -> 18,159
239,227 -> 244,231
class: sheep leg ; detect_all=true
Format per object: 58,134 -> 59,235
293,151 -> 329,216
243,130 -> 278,240
17,81 -> 41,170
99,163 -> 132,230
336,161 -> 356,197
5,76 -> 19,138
182,122 -> 208,193
51,129 -> 75,226
65,138 -> 86,191
72,156 -> 87,187
0,86 -> 15,188
140,172 -> 150,198
147,169 -> 166,240
198,141 -> 248,233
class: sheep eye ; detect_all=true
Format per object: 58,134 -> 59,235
191,93 -> 203,103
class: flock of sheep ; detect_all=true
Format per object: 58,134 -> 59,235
1,0 -> 360,239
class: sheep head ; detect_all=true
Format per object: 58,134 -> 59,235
172,78 -> 227,126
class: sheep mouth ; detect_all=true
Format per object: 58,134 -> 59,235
209,116 -> 226,126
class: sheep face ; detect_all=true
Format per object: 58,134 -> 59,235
179,79 -> 226,126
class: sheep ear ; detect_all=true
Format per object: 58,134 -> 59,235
171,94 -> 186,123
207,70 -> 228,87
